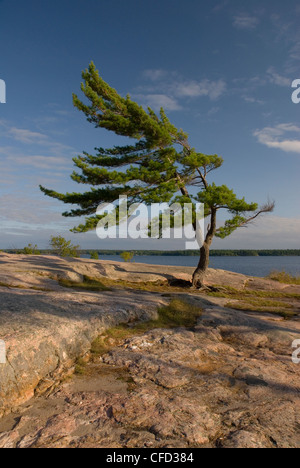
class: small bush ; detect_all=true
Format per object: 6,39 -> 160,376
90,251 -> 99,260
22,244 -> 41,255
120,251 -> 134,262
268,270 -> 300,285
50,236 -> 80,258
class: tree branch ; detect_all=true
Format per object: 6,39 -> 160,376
237,200 -> 275,228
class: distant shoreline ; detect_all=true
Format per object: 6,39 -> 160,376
3,249 -> 300,257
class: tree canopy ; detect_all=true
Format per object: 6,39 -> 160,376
40,62 -> 274,287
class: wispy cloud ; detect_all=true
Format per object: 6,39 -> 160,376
0,120 -> 48,144
233,13 -> 260,30
288,40 -> 300,73
0,120 -> 76,173
267,67 -> 291,87
269,14 -> 300,74
136,71 -> 226,111
254,123 -> 300,154
135,94 -> 182,111
207,106 -> 220,116
142,69 -> 169,82
6,154 -> 70,170
8,127 -> 49,144
243,96 -> 264,105
0,120 -> 75,153
231,66 -> 291,104
174,79 -> 226,100
212,1 -> 229,14
0,194 -> 67,225
214,216 -> 300,249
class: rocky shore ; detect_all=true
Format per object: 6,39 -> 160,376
0,253 -> 299,448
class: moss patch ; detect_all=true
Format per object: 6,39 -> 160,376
152,298 -> 202,329
0,281 -> 52,292
91,299 -> 203,358
90,325 -> 140,357
59,275 -> 111,292
225,301 -> 298,320
206,285 -> 300,300
74,357 -> 88,375
99,277 -> 188,293
205,285 -> 299,320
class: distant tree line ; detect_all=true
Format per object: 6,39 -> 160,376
75,249 -> 300,257
3,248 -> 300,257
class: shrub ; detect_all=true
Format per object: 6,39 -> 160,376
50,236 -> 80,258
268,270 -> 300,285
120,251 -> 134,262
90,251 -> 99,260
22,244 -> 41,255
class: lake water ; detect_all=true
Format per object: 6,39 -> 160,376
83,255 -> 300,278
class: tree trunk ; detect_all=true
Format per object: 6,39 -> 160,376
192,207 -> 216,289
192,242 -> 210,288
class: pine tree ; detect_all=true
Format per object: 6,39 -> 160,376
50,236 -> 80,258
40,62 -> 274,288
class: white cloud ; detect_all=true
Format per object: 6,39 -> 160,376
6,154 -> 70,170
233,14 -> 259,30
207,106 -> 220,116
213,216 -> 300,249
0,194 -> 66,225
9,127 -> 49,144
142,69 -> 168,81
135,94 -> 182,111
267,67 -> 291,87
174,81 -> 203,97
212,1 -> 229,13
0,120 -> 75,154
0,120 -> 76,174
254,123 -> 300,154
269,15 -> 300,74
174,79 -> 226,100
243,96 -> 264,105
0,121 -> 48,144
289,41 -> 300,62
137,71 -> 227,111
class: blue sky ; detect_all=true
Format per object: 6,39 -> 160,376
0,0 -> 300,250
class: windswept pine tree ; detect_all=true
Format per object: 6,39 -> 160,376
40,62 -> 274,288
